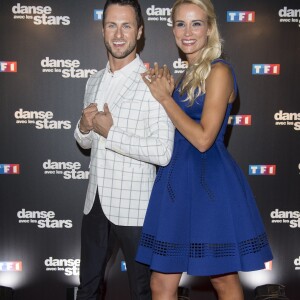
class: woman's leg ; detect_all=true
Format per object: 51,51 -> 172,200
210,272 -> 244,300
150,271 -> 182,300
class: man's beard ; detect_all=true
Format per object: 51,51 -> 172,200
104,40 -> 136,59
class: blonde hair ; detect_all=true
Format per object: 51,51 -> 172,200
172,0 -> 222,105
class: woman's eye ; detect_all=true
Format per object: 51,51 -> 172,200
176,22 -> 185,28
192,21 -> 202,27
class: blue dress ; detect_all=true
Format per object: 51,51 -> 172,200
136,60 -> 273,276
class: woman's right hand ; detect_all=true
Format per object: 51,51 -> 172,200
141,63 -> 175,104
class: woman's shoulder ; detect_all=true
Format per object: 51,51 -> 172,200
211,58 -> 231,68
210,60 -> 232,78
207,59 -> 237,101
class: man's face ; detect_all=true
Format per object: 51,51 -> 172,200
102,4 -> 142,60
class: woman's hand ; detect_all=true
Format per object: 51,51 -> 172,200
142,63 -> 175,104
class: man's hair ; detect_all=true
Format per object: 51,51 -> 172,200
102,0 -> 143,28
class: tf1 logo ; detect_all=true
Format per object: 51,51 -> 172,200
0,261 -> 22,271
94,9 -> 103,21
0,164 -> 20,174
121,261 -> 127,272
227,11 -> 255,22
228,115 -> 252,126
249,165 -> 276,175
252,64 -> 280,75
0,61 -> 17,72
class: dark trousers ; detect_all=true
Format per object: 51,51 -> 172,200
76,191 -> 151,300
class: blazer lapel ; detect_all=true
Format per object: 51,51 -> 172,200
109,61 -> 146,114
92,71 -> 106,105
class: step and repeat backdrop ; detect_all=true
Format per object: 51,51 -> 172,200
1,0 -> 299,299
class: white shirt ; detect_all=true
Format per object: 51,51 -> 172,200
95,55 -> 141,110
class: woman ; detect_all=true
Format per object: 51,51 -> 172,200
136,0 -> 273,299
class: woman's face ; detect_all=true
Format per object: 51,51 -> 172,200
173,3 -> 210,63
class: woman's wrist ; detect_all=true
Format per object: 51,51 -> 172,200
160,95 -> 173,107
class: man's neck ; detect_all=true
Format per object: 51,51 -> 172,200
108,52 -> 137,73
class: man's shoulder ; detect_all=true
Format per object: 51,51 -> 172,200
135,57 -> 147,74
130,58 -> 147,85
85,69 -> 105,88
89,68 -> 105,79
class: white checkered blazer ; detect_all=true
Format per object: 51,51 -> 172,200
75,57 -> 174,226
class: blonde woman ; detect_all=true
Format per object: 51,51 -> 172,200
136,0 -> 273,299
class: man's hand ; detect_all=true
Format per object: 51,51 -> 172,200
92,103 -> 113,138
79,103 -> 98,133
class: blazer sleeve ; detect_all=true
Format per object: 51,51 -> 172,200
105,95 -> 175,167
74,120 -> 93,150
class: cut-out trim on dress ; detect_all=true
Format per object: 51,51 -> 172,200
139,232 -> 269,258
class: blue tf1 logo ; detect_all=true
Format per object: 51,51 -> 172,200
121,261 -> 127,272
249,165 -> 276,175
227,11 -> 255,22
0,261 -> 22,271
252,64 -> 280,75
94,9 -> 103,21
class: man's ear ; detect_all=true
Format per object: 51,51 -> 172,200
137,25 -> 143,40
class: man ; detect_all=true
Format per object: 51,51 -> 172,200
74,0 -> 174,299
